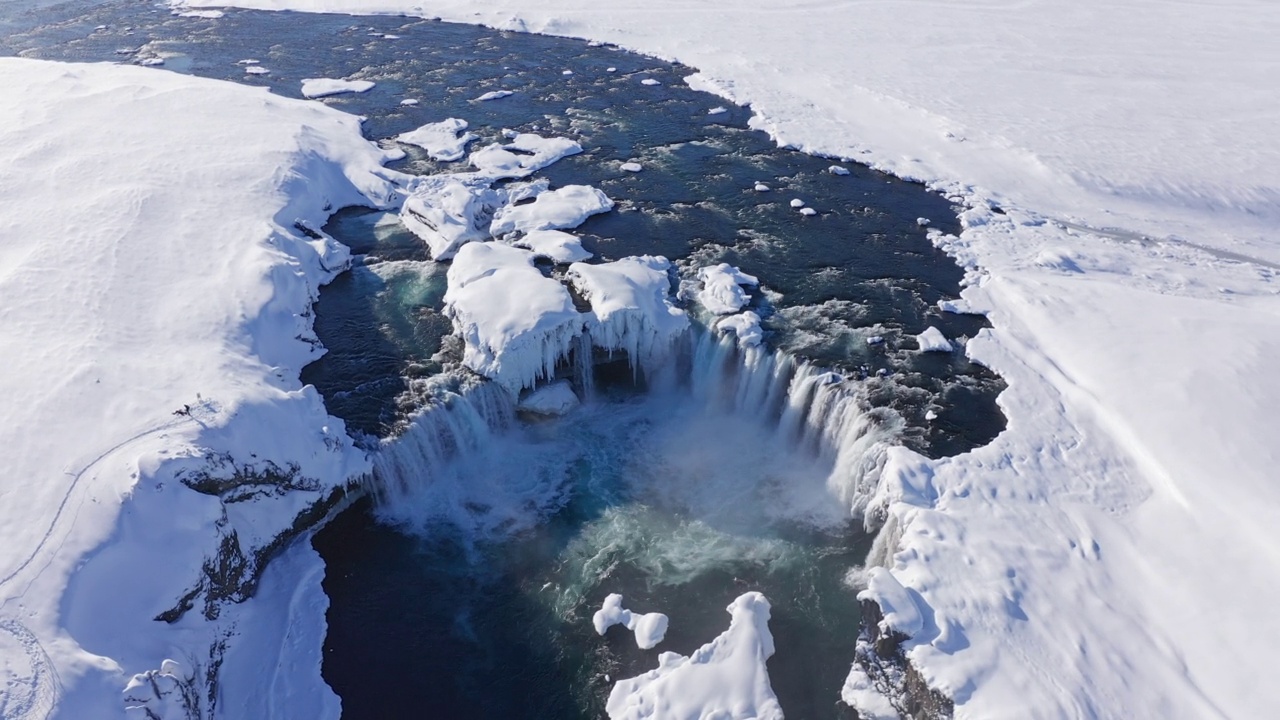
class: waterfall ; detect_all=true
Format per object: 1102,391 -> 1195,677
572,331 -> 595,401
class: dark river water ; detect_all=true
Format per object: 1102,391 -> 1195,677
2,5 -> 1004,719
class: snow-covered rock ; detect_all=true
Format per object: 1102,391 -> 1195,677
915,326 -> 953,352
716,311 -> 764,348
396,117 -> 478,162
568,256 -> 690,372
475,89 -> 514,101
489,184 -> 613,235
470,132 -> 582,178
858,567 -> 924,638
300,77 -> 375,98
511,229 -> 593,264
620,161 -> 643,173
607,592 -> 781,720
696,262 -> 758,315
444,242 -> 582,393
399,174 -> 501,260
518,380 -> 581,416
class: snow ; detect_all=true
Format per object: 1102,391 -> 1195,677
511,229 -> 593,264
518,380 -> 581,416
0,57 -> 398,719
607,592 -> 781,720
620,161 -> 643,173
858,567 -> 924,638
798,207 -> 816,216
707,106 -> 726,115
640,78 -> 660,86
489,183 -> 613,235
399,98 -> 418,105
398,173 -> 500,260
753,182 -> 769,192
244,65 -> 270,75
716,311 -> 763,348
395,117 -> 478,161
592,593 -> 670,650
299,77 -> 375,98
568,256 -> 690,372
695,262 -> 758,315
443,242 -> 582,393
475,89 -> 514,101
470,133 -> 582,177
789,198 -> 804,208
828,165 -> 849,176
77,0 -> 1280,715
915,326 -> 953,353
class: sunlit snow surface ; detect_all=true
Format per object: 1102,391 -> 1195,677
151,1 -> 1280,719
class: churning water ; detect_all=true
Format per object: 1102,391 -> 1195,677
4,5 -> 1005,718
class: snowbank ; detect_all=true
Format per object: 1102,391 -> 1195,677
300,77 -> 375,97
444,242 -> 583,393
696,262 -> 758,315
568,256 -> 689,372
0,57 -> 399,719
395,117 -> 478,161
607,592 -> 781,720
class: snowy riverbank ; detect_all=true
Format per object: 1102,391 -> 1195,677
0,58 -> 401,719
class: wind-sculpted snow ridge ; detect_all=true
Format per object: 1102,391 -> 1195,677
443,242 -> 583,393
569,256 -> 691,376
0,58 -> 402,719
607,592 -> 782,720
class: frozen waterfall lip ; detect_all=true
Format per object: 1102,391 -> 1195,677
568,255 -> 690,373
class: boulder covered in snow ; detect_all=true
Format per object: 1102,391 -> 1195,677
490,184 -> 613,236
915,326 -> 953,353
568,256 -> 689,372
696,263 -> 759,316
443,242 -> 582,393
470,132 -> 582,178
395,118 -> 478,162
517,380 -> 581,416
511,229 -> 593,264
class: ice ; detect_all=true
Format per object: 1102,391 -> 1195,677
716,311 -> 764,348
753,182 -> 770,192
400,98 -> 419,105
915,326 -> 952,352
475,89 -> 514,101
640,78 -> 661,86
799,207 -> 817,216
695,262 -> 759,315
708,106 -> 727,115
395,117 -> 478,162
620,161 -> 643,172
511,229 -> 593,263
518,380 -> 580,416
490,184 -> 613,235
592,593 -> 670,650
916,217 -> 931,227
858,567 -> 924,638
244,65 -> 269,75
300,77 -> 375,98
398,174 -> 501,260
607,592 -> 781,720
568,256 -> 690,373
443,242 -> 582,393
789,198 -> 805,208
469,132 -> 582,177
828,165 -> 850,175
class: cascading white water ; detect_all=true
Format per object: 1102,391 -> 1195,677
369,326 -> 901,540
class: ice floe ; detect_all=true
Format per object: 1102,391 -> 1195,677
915,326 -> 953,352
300,77 -> 375,98
395,117 -> 478,162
